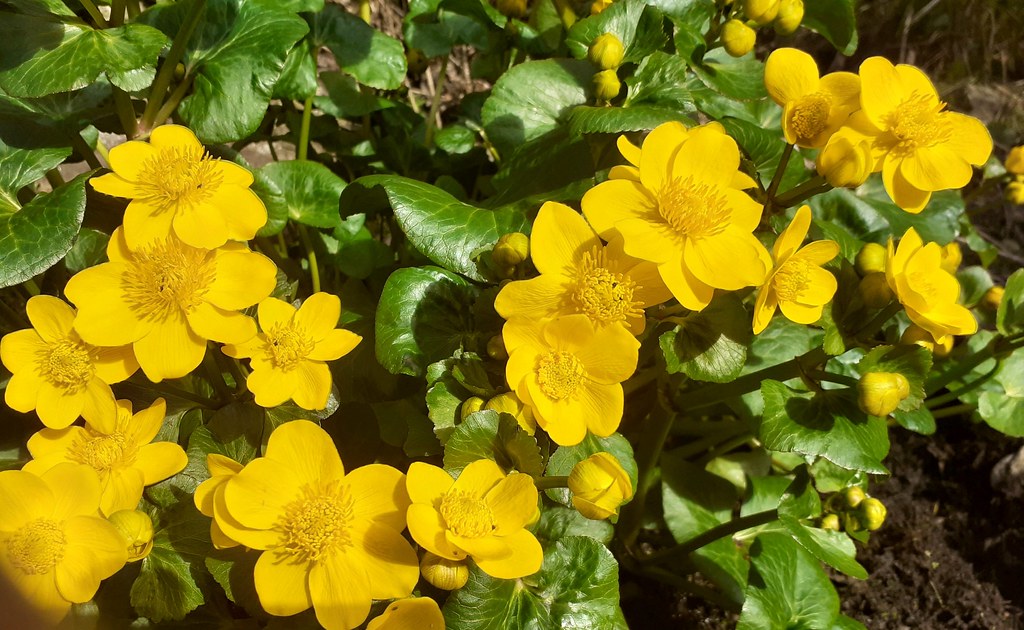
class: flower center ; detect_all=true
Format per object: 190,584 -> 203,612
789,92 -> 832,141
69,431 -> 134,473
572,247 -> 642,325
773,258 -> 814,302
280,483 -> 354,561
886,93 -> 949,155
439,490 -> 495,539
121,239 -> 216,320
265,323 -> 315,370
40,338 -> 95,391
6,518 -> 66,575
537,351 -> 585,401
136,146 -> 224,214
657,176 -> 731,239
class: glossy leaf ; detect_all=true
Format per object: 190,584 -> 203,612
254,160 -> 346,231
311,5 -> 407,90
443,410 -> 544,477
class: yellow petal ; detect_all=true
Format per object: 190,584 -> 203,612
254,550 -> 313,616
447,531 -> 509,560
626,260 -> 673,310
764,47 -> 820,105
899,145 -> 972,192
206,250 -> 278,311
407,462 -> 455,505
35,382 -> 85,430
795,265 -> 838,306
79,378 -> 117,431
122,200 -> 175,250
616,134 -> 642,166
451,459 -> 504,499
501,318 -> 546,358
883,156 -> 931,213
256,297 -> 297,330
685,230 -> 768,290
187,302 -> 256,345
794,239 -> 840,266
25,296 -> 75,343
133,313 -> 207,382
309,551 -> 372,630
213,487 -> 280,550
485,473 -> 538,535
99,467 -> 145,515
295,293 -> 341,342
608,165 -> 640,181
3,371 -> 41,413
406,503 -> 466,560
266,419 -> 345,488
494,276 -> 567,323
638,121 -> 689,193
107,140 -> 157,181
66,264 -> 149,346
213,160 -> 255,187
778,300 -> 825,325
724,188 -> 764,233
124,398 -> 166,446
942,112 -> 993,166
291,361 -> 333,410
89,172 -> 140,198
367,598 -> 445,630
350,523 -> 419,600
657,256 -> 714,312
819,71 -> 861,114
0,329 -> 46,372
473,529 -> 543,579
308,329 -> 361,362
581,179 -> 658,241
92,345 -> 140,384
752,283 -> 778,335
617,218 -> 679,265
894,64 -> 940,105
0,470 -> 50,530
172,205 -> 230,250
530,202 -> 599,275
212,186 -> 267,242
223,458 -> 302,529
57,516 -> 127,602
572,325 -> 640,384
41,462 -> 102,519
134,442 -> 188,485
526,377 -> 587,446
773,205 -> 811,262
149,124 -> 203,152
577,383 -> 624,437
248,366 -> 298,408
670,125 -> 740,189
344,463 -> 410,533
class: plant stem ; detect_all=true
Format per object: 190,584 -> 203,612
693,433 -> 755,467
69,132 -> 103,169
619,401 -> 675,548
140,0 -> 206,133
765,143 -> 794,206
774,175 -> 830,208
808,369 -> 859,387
298,95 -> 314,161
297,225 -> 321,293
634,565 -> 741,613
533,475 -> 569,490
925,363 -> 999,409
852,302 -> 902,340
21,279 -> 40,297
643,509 -> 780,564
930,403 -> 976,420
151,74 -> 194,129
424,56 -> 449,149
109,0 -> 126,26
126,0 -> 140,18
202,349 -> 232,404
78,0 -> 108,28
145,382 -> 217,409
45,169 -> 66,188
112,87 -> 138,138
552,0 -> 576,30
925,337 -> 998,396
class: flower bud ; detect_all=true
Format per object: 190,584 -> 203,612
982,286 -> 1004,311
174,63 -> 186,81
817,136 -> 873,188
1006,145 -> 1024,175
484,391 -> 537,434
858,497 -> 887,531
108,510 -> 154,562
588,33 -> 625,71
841,486 -> 866,509
842,512 -> 862,533
568,452 -> 634,520
420,552 -> 469,590
1006,176 -> 1024,205
486,334 -> 508,360
855,242 -> 887,276
857,372 -> 910,417
774,0 -> 803,34
460,396 -> 485,420
820,513 -> 840,531
859,272 -> 894,309
743,0 -> 780,24
939,242 -> 962,274
933,334 -> 953,358
592,69 -> 622,101
495,0 -> 527,18
492,232 -> 530,268
900,324 -> 935,351
721,19 -> 756,57
590,0 -> 613,14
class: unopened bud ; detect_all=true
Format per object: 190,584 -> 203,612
1007,176 -> 1024,205
492,232 -> 529,268
842,512 -> 862,533
857,372 -> 910,417
859,272 -> 894,309
1006,146 -> 1024,175
774,0 -> 803,34
460,396 -> 485,421
855,242 -> 887,276
842,486 -> 866,509
420,552 -> 469,590
858,497 -> 886,531
590,0 -> 613,14
174,63 -> 185,81
484,391 -> 536,434
900,324 -> 935,351
820,513 -> 840,531
568,453 -> 634,520
588,33 -> 625,70
721,19 -> 756,57
939,242 -> 962,274
592,69 -> 621,101
982,286 -> 1004,311
487,335 -> 508,360
743,0 -> 780,24
495,0 -> 527,18
108,510 -> 154,562
817,135 -> 873,189
933,334 -> 953,358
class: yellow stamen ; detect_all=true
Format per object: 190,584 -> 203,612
789,92 -> 832,141
280,482 -> 354,561
7,518 -> 66,575
265,323 -> 315,370
657,176 -> 731,239
439,490 -> 495,539
136,146 -> 224,214
39,338 -> 94,392
69,432 -> 134,473
773,258 -> 813,301
573,247 -> 643,325
886,93 -> 950,156
537,351 -> 585,400
121,239 -> 216,320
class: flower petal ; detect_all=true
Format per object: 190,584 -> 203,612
223,457 -> 302,529
291,361 -> 333,411
89,172 -> 140,198
577,383 -> 624,437
57,516 -> 126,603
406,503 -> 466,560
248,366 -> 298,408
295,293 -> 341,342
473,529 -> 543,579
206,250 -> 278,311
657,255 -> 714,312
92,345 -> 140,384
99,467 -> 145,515
406,463 -> 455,506
210,186 -> 266,242
254,550 -> 313,616
773,205 -> 811,262
670,125 -> 741,189
0,470 -> 50,530
134,442 -> 188,485
41,463 -> 102,519
149,124 -> 204,152
266,419 -> 345,486
133,313 -> 207,382
107,140 -> 157,181
0,329 -> 46,372
942,112 -> 993,166
530,202 -> 599,275
685,231 -> 768,290
451,459 -> 504,499
172,205 -> 230,250
66,264 -> 149,346
25,296 -> 75,343
307,329 -> 361,362
3,371 -> 41,413
344,463 -> 410,532
899,145 -> 972,191
187,302 -> 256,345
309,551 -> 372,630
256,297 -> 297,330
859,57 -> 908,129
122,200 -> 175,250
485,473 -> 538,535
764,48 -> 820,105
883,155 -> 931,213
35,382 -> 85,430
581,179 -> 658,240
638,121 -> 689,193
349,523 -> 419,600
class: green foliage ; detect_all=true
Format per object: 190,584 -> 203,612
255,160 -> 347,232
443,410 -> 544,476
660,293 -> 752,383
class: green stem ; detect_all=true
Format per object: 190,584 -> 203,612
70,131 -> 102,169
298,95 -> 314,161
78,0 -> 108,28
930,403 -> 976,420
0,296 -> 29,330
21,279 -> 40,297
643,509 -> 780,564
45,170 -> 66,189
672,422 -> 751,460
112,87 -> 138,138
925,363 -> 999,409
693,433 -> 755,467
774,176 -> 830,208
202,349 -> 232,404
150,74 -> 194,129
634,565 -> 741,613
765,143 -> 794,206
126,0 -> 140,18
925,337 -> 998,396
533,476 -> 569,490
551,0 -> 576,30
110,0 -> 126,26
140,0 -> 206,133
424,56 -> 449,149
808,369 -> 859,388
852,302 -> 902,340
145,382 -> 217,409
297,225 -> 321,294
623,366 -> 659,395
619,402 -> 675,548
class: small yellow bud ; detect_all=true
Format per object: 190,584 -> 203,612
420,552 -> 470,590
859,272 -> 894,309
492,232 -> 530,268
460,396 -> 485,421
855,242 -> 887,275
858,497 -> 887,531
495,0 -> 527,18
939,242 -> 962,274
592,69 -> 621,101
108,510 -> 154,562
173,63 -> 186,81
820,513 -> 840,531
857,372 -> 910,417
1006,146 -> 1024,175
1006,176 -> 1024,205
841,486 -> 866,509
933,334 -> 954,358
842,512 -> 862,533
817,136 -> 873,189
484,391 -> 537,434
773,0 -> 803,34
590,0 -> 613,14
486,334 -> 508,360
982,286 -> 1004,311
721,19 -> 756,57
900,324 -> 935,352
406,48 -> 429,75
568,452 -> 634,520
588,33 -> 625,70
743,0 -> 780,24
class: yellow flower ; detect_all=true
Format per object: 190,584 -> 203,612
886,228 -> 977,344
65,228 -> 276,382
194,453 -> 244,549
223,293 -> 362,410
721,19 -> 756,58
582,122 -> 770,311
216,420 -> 417,630
504,315 -> 638,446
1006,146 -> 1024,175
484,391 -> 537,435
366,597 -> 445,630
0,463 -> 127,624
568,452 -> 634,520
1007,176 -> 1024,205
406,459 -> 542,579
90,125 -> 267,250
844,57 -> 992,213
816,134 -> 873,188
1,296 -> 137,430
764,48 -> 860,148
494,202 -> 671,338
23,398 -> 187,516
590,0 -> 613,14
107,510 -> 155,562
752,205 -> 839,334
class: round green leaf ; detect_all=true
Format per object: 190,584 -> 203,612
254,160 -> 346,232
443,410 -> 543,477
660,294 -> 752,383
311,5 -> 407,90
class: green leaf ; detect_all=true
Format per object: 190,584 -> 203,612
204,402 -> 264,464
956,266 -> 994,308
375,266 -> 478,377
0,18 -> 167,96
131,502 -> 210,622
623,51 -> 695,111
342,175 -> 531,282
690,49 -> 767,101
403,0 -> 497,58
565,0 -> 668,64
978,349 -> 1024,437
857,344 -> 932,412
737,533 -> 840,630
660,294 -> 752,383
443,410 -> 544,477
482,59 -> 592,157
443,536 -> 622,630
254,160 -> 346,231
997,269 -> 1024,336
859,178 -> 963,244
533,505 -> 614,545
567,105 -> 692,137
0,171 -> 88,288
0,140 -> 70,214
274,40 -> 318,101
801,0 -> 858,55
205,547 -> 262,617
721,117 -> 807,190
63,228 -> 110,273
891,406 -> 936,435
141,0 -> 309,143
545,433 -> 638,507
311,5 -> 407,90
760,380 -> 890,474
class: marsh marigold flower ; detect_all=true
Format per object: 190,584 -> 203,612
1,296 -> 137,430
504,315 -> 638,445
194,453 -> 244,549
494,202 -> 671,338
764,48 -> 860,148
0,463 -> 127,624
568,452 -> 634,520
886,228 -> 977,344
816,135 -> 873,188
406,459 -> 542,579
752,206 -> 839,334
215,420 -> 417,630
24,398 -> 187,516
366,597 -> 445,630
582,122 -> 770,311
842,57 -> 992,213
223,293 -> 361,410
1005,146 -> 1024,175
65,228 -> 276,382
90,125 -> 267,250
